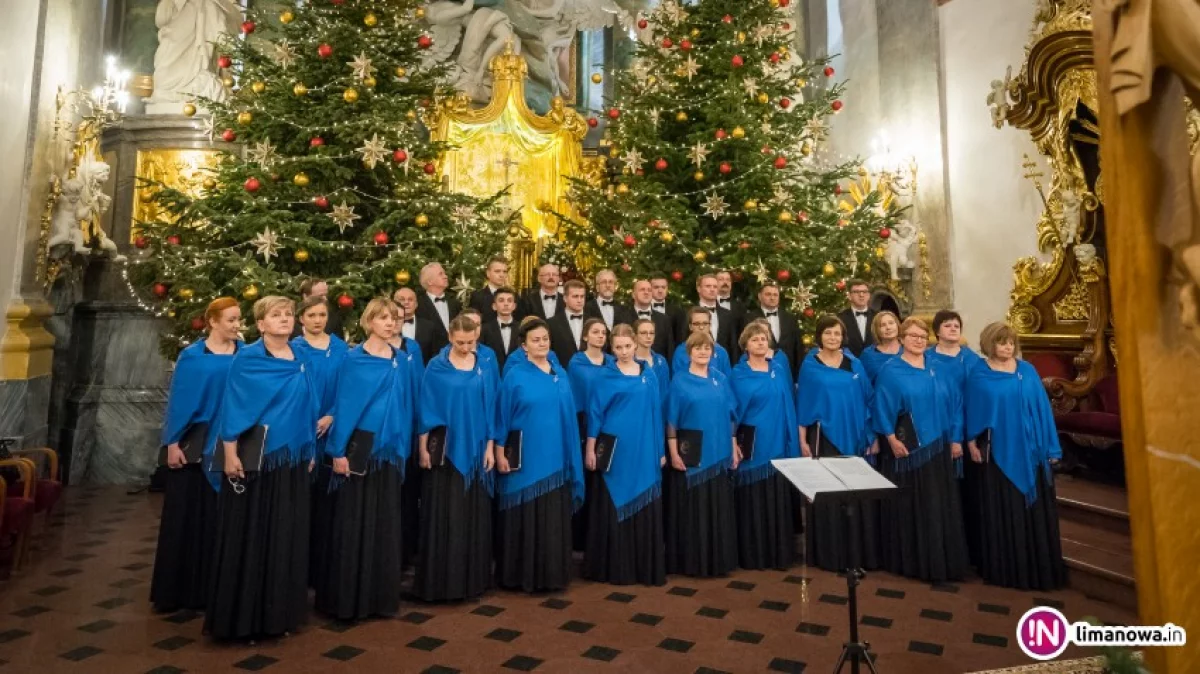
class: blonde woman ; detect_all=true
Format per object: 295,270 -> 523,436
859,310 -> 902,381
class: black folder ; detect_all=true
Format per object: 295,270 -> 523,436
346,429 -> 374,475
212,424 -> 267,473
676,429 -> 703,468
594,432 -> 618,473
427,426 -> 448,467
504,430 -> 523,471
894,412 -> 920,451
805,422 -> 840,458
976,428 -> 992,463
735,424 -> 756,462
160,422 -> 209,466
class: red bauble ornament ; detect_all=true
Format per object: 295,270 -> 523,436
838,219 -> 849,228
635,168 -> 645,176
417,34 -> 433,49
374,231 -> 389,245
241,21 -> 256,34
798,211 -> 809,221
779,97 -> 791,109
782,21 -> 791,30
331,0 -> 345,4
671,270 -> 684,282
777,269 -> 791,282
648,219 -> 661,229
715,128 -> 727,140
769,52 -> 781,64
587,117 -> 598,128
153,283 -> 169,297
654,157 -> 668,171
879,227 -> 891,239
637,18 -> 648,29
721,14 -> 733,23
217,55 -> 232,69
393,149 -> 408,163
190,317 -> 206,331
337,294 -> 353,309
719,161 -> 732,175
314,195 -> 330,209
731,54 -> 744,68
824,66 -> 835,77
221,129 -> 236,142
738,241 -> 751,250
423,162 -> 436,175
310,137 -> 325,147
317,43 -> 333,58
835,280 -> 847,291
623,235 -> 637,247
780,0 -> 791,6
661,37 -> 673,49
803,307 -> 815,318
834,185 -> 843,195
134,236 -> 149,249
774,156 -> 788,169
166,234 -> 182,246
607,107 -> 620,120
244,177 -> 261,193
622,263 -> 632,273
761,145 -> 772,154
680,39 -> 692,51
832,99 -> 844,111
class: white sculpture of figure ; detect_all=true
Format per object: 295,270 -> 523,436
145,0 -> 242,115
47,174 -> 90,256
885,219 -> 919,280
987,66 -> 1013,127
77,156 -> 125,262
457,8 -> 519,102
1057,186 -> 1081,245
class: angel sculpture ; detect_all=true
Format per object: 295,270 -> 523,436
885,220 -> 919,281
987,66 -> 1014,128
77,156 -> 125,261
47,174 -> 90,256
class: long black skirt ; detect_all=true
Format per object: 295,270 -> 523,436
962,457 -> 986,567
309,464 -> 332,588
571,413 -> 589,552
494,484 -> 573,592
204,462 -> 311,640
807,490 -> 882,573
877,446 -> 970,582
735,473 -> 797,570
150,464 -> 218,613
974,461 -> 1067,590
401,449 -> 422,567
583,473 -> 666,586
413,465 -> 493,602
314,462 -> 404,620
663,469 -> 737,578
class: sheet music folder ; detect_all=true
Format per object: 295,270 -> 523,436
770,456 -> 897,504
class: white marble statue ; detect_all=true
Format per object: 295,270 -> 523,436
1056,186 -> 1081,245
145,0 -> 242,114
47,174 -> 90,255
79,156 -> 124,261
885,219 -> 919,280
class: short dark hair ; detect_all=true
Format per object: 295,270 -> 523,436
563,279 -> 587,295
493,286 -> 517,302
687,305 -> 712,322
846,278 -> 869,291
518,316 -> 549,344
298,277 -> 325,297
486,255 -> 509,269
932,309 -> 963,335
814,314 -> 846,348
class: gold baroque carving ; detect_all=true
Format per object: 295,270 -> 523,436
1052,279 -> 1091,320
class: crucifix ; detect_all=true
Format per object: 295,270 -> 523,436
496,149 -> 521,208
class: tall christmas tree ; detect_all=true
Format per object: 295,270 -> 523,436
131,0 -> 509,357
558,0 -> 898,344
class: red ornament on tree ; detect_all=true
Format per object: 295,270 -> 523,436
374,231 -> 389,245
423,162 -> 436,175
607,107 -> 620,120
337,294 -> 354,309
719,161 -> 732,175
587,117 -> 598,128
217,55 -> 232,69
134,236 -> 149,249
661,37 -> 673,49
221,129 -> 236,142
190,317 -> 206,331
680,39 -> 692,51
769,52 -> 781,64
782,22 -> 791,30
833,185 -> 843,195
623,234 -> 637,247
637,18 -> 648,29
824,66 -> 835,77
393,149 -> 408,163
310,137 -> 324,147
722,14 -> 733,23
635,168 -> 645,176
879,227 -> 891,239
317,43 -> 333,58
731,54 -> 744,68
803,307 -> 815,318
715,128 -> 727,140
241,21 -> 256,34
244,177 -> 261,193
798,211 -> 809,221
654,157 -> 668,171
774,156 -> 788,169
153,283 -> 169,298
779,0 -> 790,6
648,219 -> 661,229
761,145 -> 772,154
838,219 -> 849,228
314,195 -> 330,209
671,270 -> 684,282
622,263 -> 632,273
417,34 -> 433,49
779,97 -> 791,109
331,0 -> 345,4
738,241 -> 751,250
777,269 -> 791,282
835,279 -> 847,291
832,100 -> 844,111
166,234 -> 182,246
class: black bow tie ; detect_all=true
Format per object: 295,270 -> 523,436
569,314 -> 582,321
403,319 -> 414,325
719,297 -> 730,304
653,302 -> 664,309
499,322 -> 511,330
637,311 -> 651,318
544,294 -> 556,301
764,311 -> 777,317
432,296 -> 445,303
855,311 -> 868,317
600,300 -> 613,306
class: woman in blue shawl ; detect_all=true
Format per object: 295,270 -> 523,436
582,324 -> 666,586
204,296 -> 320,641
391,298 -> 427,570
965,322 -> 1066,590
569,318 -> 613,551
151,297 -> 241,614
502,344 -> 562,375
414,314 -> 497,601
730,322 -> 800,571
871,317 -> 969,583
736,317 -> 794,392
859,310 -> 902,382
633,318 -> 670,403
664,331 -> 740,577
314,299 -> 413,621
796,315 -> 881,573
672,306 -> 733,378
492,317 -> 585,592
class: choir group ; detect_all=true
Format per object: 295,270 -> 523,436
150,257 -> 1067,642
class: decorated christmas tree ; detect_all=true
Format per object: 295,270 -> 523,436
131,0 -> 509,357
558,0 -> 898,344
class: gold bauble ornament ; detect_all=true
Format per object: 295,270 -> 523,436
182,103 -> 197,117
757,92 -> 769,104
293,172 -> 310,187
731,126 -> 745,139
243,285 -> 260,300
178,288 -> 194,300
660,231 -> 674,243
591,73 -> 603,84
693,250 -> 707,262
364,75 -> 377,88
778,210 -> 793,223
690,28 -> 700,38
802,334 -> 814,347
647,75 -> 657,86
251,81 -> 266,94
364,12 -> 379,27
862,262 -> 871,273
781,52 -> 791,62
875,246 -> 886,259
280,9 -> 294,24
237,111 -> 253,126
608,147 -> 620,158
293,82 -> 308,96
294,249 -> 310,262
801,141 -> 813,156
822,263 -> 836,277
769,0 -> 780,6
343,87 -> 359,103
202,177 -> 217,190
595,235 -> 607,246
414,7 -> 426,19
737,31 -> 747,43
394,270 -> 411,285
167,310 -> 176,318
744,199 -> 758,210
616,183 -> 629,195
693,170 -> 705,181
675,111 -> 688,122
395,66 -> 407,78
796,78 -> 807,88
405,110 -> 417,121
221,75 -> 235,88
415,213 -> 429,227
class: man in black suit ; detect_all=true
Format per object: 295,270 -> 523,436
521,263 -> 565,320
630,279 -> 673,358
415,262 -> 460,356
394,287 -> 436,364
469,256 -> 516,324
478,286 -> 521,371
837,278 -> 877,357
584,269 -> 635,331
290,277 -> 345,339
548,279 -> 588,368
650,275 -> 688,346
715,270 -> 748,336
694,273 -> 739,360
745,283 -> 802,379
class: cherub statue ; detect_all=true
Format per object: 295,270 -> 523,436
47,174 -> 90,256
1056,185 -> 1081,245
987,66 -> 1014,128
886,219 -> 919,280
77,155 -> 125,261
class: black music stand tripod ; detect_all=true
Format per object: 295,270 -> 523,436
828,496 -> 881,674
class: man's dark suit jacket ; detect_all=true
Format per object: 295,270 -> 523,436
692,304 -> 739,361
746,305 -> 802,379
401,317 -> 437,365
718,297 -> 749,338
837,307 -> 878,357
548,310 -> 584,368
584,297 -> 636,331
416,292 -> 461,356
521,289 -> 565,321
478,317 -> 520,372
470,285 -> 524,324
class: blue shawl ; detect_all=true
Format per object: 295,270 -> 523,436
672,342 -> 732,379
161,339 -> 239,453
207,339 -> 320,489
569,351 -> 614,413
730,361 -> 800,486
438,342 -> 499,393
289,333 -> 348,416
325,345 -> 414,472
419,351 -> 497,493
492,359 -> 585,511
795,350 -> 874,457
860,344 -> 902,382
587,361 -> 664,520
966,360 -> 1061,505
737,351 -> 794,393
925,346 -> 981,444
638,351 -> 671,403
870,356 -> 957,473
666,368 -> 737,487
502,346 -> 561,376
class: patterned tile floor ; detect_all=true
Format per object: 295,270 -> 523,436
0,486 -> 1134,673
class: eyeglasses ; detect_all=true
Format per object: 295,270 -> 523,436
690,322 -> 710,328
849,289 -> 870,295
903,332 -> 929,340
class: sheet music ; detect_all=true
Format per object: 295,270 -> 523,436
771,456 -> 896,502
822,456 -> 895,491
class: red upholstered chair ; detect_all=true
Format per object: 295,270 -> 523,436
11,448 -> 62,522
1056,374 -> 1122,444
0,458 -> 36,572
